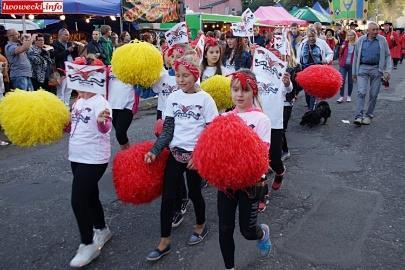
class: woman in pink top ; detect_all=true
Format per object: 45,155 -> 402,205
337,30 -> 358,103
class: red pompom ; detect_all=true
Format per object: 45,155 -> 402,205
193,114 -> 269,191
296,65 -> 343,99
113,141 -> 169,205
154,119 -> 164,137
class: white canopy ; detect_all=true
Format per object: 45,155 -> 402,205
0,19 -> 40,31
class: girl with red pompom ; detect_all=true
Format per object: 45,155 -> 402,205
201,37 -> 228,81
66,55 -> 113,267
257,56 -> 293,194
153,44 -> 193,228
144,55 -> 219,261
219,69 -> 272,270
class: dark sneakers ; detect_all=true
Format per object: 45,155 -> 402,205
180,199 -> 190,215
171,212 -> 184,228
272,168 -> 286,190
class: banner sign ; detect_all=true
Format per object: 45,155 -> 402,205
329,0 -> 368,19
65,62 -> 107,95
1,0 -> 63,14
241,8 -> 256,26
273,28 -> 289,56
231,8 -> 256,37
195,34 -> 205,64
252,47 -> 287,95
122,0 -> 180,23
165,22 -> 189,47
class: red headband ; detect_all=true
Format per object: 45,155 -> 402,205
73,57 -> 104,66
167,45 -> 186,57
204,37 -> 218,50
229,72 -> 258,96
173,60 -> 200,81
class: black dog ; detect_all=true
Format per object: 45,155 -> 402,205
300,101 -> 331,127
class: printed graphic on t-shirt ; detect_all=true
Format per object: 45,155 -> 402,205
71,107 -> 92,136
161,83 -> 178,96
172,103 -> 202,120
258,81 -> 279,95
72,107 -> 92,124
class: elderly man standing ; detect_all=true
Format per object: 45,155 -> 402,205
352,22 -> 392,125
53,28 -> 78,75
5,29 -> 33,90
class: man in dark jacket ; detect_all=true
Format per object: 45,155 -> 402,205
53,28 -> 78,75
87,30 -> 106,62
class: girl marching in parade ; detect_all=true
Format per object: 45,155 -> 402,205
254,50 -> 292,192
200,37 -> 227,81
152,44 -> 191,228
218,69 -> 272,270
67,56 -> 112,267
108,70 -> 135,150
144,55 -> 218,261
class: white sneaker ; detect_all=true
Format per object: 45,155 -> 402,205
337,97 -> 344,103
346,96 -> 352,102
93,227 -> 112,250
69,243 -> 100,268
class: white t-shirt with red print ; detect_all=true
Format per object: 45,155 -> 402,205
69,94 -> 112,164
164,89 -> 219,151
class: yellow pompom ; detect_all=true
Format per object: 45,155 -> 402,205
201,75 -> 233,111
111,41 -> 163,88
0,90 -> 70,147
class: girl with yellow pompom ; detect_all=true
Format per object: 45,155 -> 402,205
200,37 -> 228,81
66,56 -> 113,268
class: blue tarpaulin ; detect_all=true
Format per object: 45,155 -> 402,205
63,0 -> 121,16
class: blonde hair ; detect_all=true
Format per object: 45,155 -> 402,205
346,29 -> 358,44
174,54 -> 201,83
286,46 -> 299,68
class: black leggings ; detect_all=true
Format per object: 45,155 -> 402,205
393,58 -> 400,67
270,129 -> 285,174
282,106 -> 293,152
156,110 -> 163,120
112,109 -> 133,145
218,190 -> 263,269
174,174 -> 188,213
71,162 -> 108,245
161,153 -> 205,237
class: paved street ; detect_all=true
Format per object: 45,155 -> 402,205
1,63 -> 404,270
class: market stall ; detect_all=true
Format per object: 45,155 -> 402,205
254,6 -> 308,26
290,6 -> 332,24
